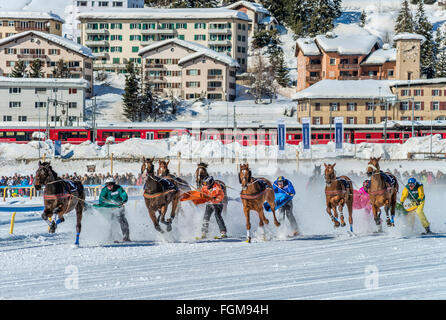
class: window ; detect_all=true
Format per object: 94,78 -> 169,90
347,117 -> 355,124
388,69 -> 394,77
18,116 -> 27,122
329,103 -> 339,111
112,58 -> 120,64
400,102 -> 409,110
186,69 -> 200,76
329,58 -> 336,65
132,46 -> 139,53
414,89 -> 422,96
432,89 -> 440,96
9,88 -> 21,94
194,34 -> 206,41
208,81 -> 222,88
69,88 -> 78,94
347,103 -> 356,111
401,89 -> 410,96
35,88 -> 46,94
194,23 -> 206,29
3,116 -> 12,121
9,102 -> 21,108
414,102 -> 421,110
98,1 -> 108,6
366,117 -> 375,124
68,102 -> 77,109
208,69 -> 222,76
113,1 -> 123,6
186,81 -> 200,87
366,102 -> 374,110
432,101 -> 440,110
35,102 -> 47,108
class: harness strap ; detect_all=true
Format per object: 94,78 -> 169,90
44,193 -> 72,200
143,189 -> 176,199
325,190 -> 346,195
240,189 -> 268,200
369,187 -> 394,196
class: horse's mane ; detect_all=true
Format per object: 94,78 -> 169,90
197,162 -> 208,169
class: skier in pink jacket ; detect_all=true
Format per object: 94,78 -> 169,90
353,180 -> 372,214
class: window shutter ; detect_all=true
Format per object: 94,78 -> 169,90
441,102 -> 446,110
421,102 -> 424,110
408,90 -> 411,96
421,89 -> 424,96
355,103 -> 357,111
440,90 -> 443,96
432,89 -> 435,95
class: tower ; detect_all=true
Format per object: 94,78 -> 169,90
394,33 -> 424,80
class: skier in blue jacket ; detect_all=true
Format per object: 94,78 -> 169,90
273,176 -> 299,236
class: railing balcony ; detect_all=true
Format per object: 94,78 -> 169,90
338,75 -> 359,80
208,39 -> 232,45
85,29 -> 109,35
360,75 -> 379,80
17,54 -> 47,59
306,76 -> 321,82
208,28 -> 232,34
207,87 -> 223,92
68,67 -> 83,72
85,40 -> 109,46
93,52 -> 108,58
141,39 -> 155,45
15,26 -> 49,32
307,64 -> 322,70
145,64 -> 165,69
150,29 -> 176,34
207,75 -> 223,80
146,76 -> 166,83
339,64 -> 360,70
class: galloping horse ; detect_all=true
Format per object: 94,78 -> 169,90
157,160 -> 191,193
366,157 -> 399,228
324,163 -> 354,232
238,163 -> 280,242
141,157 -> 179,233
34,161 -> 85,245
306,164 -> 322,189
195,162 -> 228,214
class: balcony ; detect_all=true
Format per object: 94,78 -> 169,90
208,39 -> 232,46
307,64 -> 322,70
141,39 -> 155,46
68,67 -> 83,72
207,75 -> 223,80
93,52 -> 108,59
17,54 -> 47,60
360,75 -> 379,80
208,28 -> 232,34
207,87 -> 223,92
306,76 -> 321,83
15,26 -> 50,33
145,76 -> 166,83
339,64 -> 360,70
85,29 -> 109,35
338,75 -> 359,80
150,29 -> 176,35
85,40 -> 109,46
145,64 -> 165,70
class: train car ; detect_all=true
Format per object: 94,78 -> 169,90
0,127 -> 45,144
49,128 -> 92,144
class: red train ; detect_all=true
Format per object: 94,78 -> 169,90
1,121 -> 445,146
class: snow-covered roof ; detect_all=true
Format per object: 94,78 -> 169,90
296,38 -> 321,56
393,32 -> 426,43
0,11 -> 65,23
332,23 -> 372,37
361,46 -> 396,65
0,31 -> 95,58
0,76 -> 90,88
259,16 -> 277,25
225,1 -> 270,14
388,78 -> 446,87
138,38 -> 240,68
77,8 -> 251,22
315,32 -> 382,55
292,80 -> 396,100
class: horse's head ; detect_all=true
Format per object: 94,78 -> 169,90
314,164 -> 321,176
141,157 -> 155,175
195,162 -> 208,187
324,163 -> 336,184
34,161 -> 52,190
239,163 -> 252,190
157,160 -> 170,176
367,157 -> 381,177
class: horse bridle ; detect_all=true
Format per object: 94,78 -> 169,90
367,163 -> 380,176
325,169 -> 336,185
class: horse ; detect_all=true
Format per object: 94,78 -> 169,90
366,157 -> 399,228
238,163 -> 280,243
323,163 -> 354,232
157,160 -> 191,193
141,157 -> 180,233
195,162 -> 228,215
34,161 -> 85,245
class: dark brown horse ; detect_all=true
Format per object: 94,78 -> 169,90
324,163 -> 354,232
141,157 -> 180,233
34,161 -> 85,245
238,163 -> 280,243
366,157 -> 398,228
195,162 -> 228,215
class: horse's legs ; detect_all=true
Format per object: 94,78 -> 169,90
168,195 -> 179,226
159,205 -> 172,232
75,202 -> 83,245
372,203 -> 381,225
266,191 -> 280,227
384,200 -> 393,227
329,202 -> 340,228
244,207 -> 251,243
347,199 -> 354,232
147,206 -> 163,233
338,201 -> 346,227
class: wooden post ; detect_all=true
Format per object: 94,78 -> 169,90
9,212 -> 17,234
110,152 -> 114,175
177,151 -> 181,176
42,153 -> 46,162
296,150 -> 300,173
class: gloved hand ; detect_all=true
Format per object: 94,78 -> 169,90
416,200 -> 421,206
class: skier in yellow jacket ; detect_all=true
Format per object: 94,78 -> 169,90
400,177 -> 432,234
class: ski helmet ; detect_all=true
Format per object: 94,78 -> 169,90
408,177 -> 416,185
203,176 -> 214,187
105,177 -> 115,185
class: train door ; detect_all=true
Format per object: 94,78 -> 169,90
146,132 -> 155,140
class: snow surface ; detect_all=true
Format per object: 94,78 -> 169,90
1,159 -> 446,299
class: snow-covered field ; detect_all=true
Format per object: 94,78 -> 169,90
1,165 -> 446,300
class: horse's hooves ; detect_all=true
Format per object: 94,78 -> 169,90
155,226 -> 164,233
167,224 -> 172,232
246,237 -> 251,243
48,221 -> 56,234
341,222 -> 346,227
275,222 -> 281,227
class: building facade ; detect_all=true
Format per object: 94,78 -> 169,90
138,39 -> 238,101
75,0 -> 144,9
0,31 -> 95,97
0,11 -> 64,38
293,79 -> 446,125
0,77 -> 89,124
225,0 -> 277,37
78,8 -> 250,73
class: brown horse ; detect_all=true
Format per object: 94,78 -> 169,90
366,157 -> 399,228
238,163 -> 280,242
195,162 -> 228,215
324,163 -> 354,232
34,161 -> 85,245
141,157 -> 180,233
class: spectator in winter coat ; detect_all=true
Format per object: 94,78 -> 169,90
199,176 -> 227,239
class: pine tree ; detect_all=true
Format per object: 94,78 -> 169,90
122,61 -> 141,122
10,60 -> 27,78
270,49 -> 290,87
138,82 -> 154,121
307,0 -> 342,36
436,50 -> 446,77
285,0 -> 309,37
415,0 -> 436,78
52,59 -> 70,78
395,0 -> 415,34
360,10 -> 367,27
260,0 -> 287,25
435,27 -> 443,57
171,0 -> 217,8
29,59 -> 44,78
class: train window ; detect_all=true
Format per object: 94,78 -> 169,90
295,134 -> 301,140
158,132 -> 170,139
6,132 -> 14,136
404,134 -> 410,139
394,133 -> 400,139
0,132 -> 4,137
324,134 -> 330,139
311,134 -> 316,139
317,134 -> 324,139
366,134 -> 371,139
